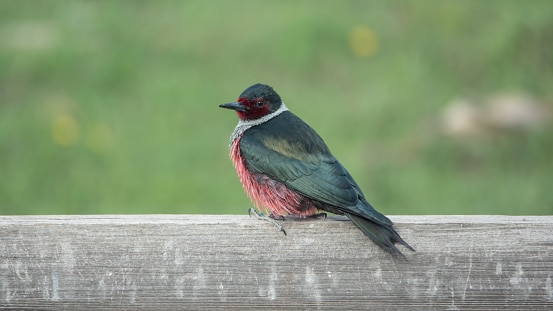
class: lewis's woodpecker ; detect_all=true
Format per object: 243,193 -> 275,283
220,83 -> 414,257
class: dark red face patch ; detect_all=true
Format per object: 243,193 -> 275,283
236,97 -> 271,121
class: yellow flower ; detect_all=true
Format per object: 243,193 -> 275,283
52,114 -> 79,146
348,26 -> 379,58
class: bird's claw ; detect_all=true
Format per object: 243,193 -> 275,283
269,213 -> 285,221
248,208 -> 287,236
309,212 -> 327,220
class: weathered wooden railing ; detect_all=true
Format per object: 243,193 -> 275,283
1,215 -> 552,310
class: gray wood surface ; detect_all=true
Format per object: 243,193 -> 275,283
0,215 -> 552,310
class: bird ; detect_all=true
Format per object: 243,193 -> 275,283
219,83 -> 414,257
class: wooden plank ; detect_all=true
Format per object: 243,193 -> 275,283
0,215 -> 552,310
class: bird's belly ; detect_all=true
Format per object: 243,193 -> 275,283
247,172 -> 318,217
231,141 -> 317,217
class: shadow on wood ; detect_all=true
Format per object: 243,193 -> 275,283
1,215 -> 552,310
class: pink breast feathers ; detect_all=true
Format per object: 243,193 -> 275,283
230,138 -> 318,217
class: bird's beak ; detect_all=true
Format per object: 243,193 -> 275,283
219,102 -> 248,112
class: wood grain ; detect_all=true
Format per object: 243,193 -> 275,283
1,215 -> 552,310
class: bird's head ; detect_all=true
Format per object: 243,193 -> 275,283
219,84 -> 283,121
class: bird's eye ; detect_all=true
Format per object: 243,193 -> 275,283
256,101 -> 264,107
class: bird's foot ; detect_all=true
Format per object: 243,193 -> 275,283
308,212 -> 327,220
269,213 -> 285,221
248,208 -> 287,236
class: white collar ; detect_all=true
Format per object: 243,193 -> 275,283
230,103 -> 289,143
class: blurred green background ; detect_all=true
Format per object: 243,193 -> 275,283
1,1 -> 552,215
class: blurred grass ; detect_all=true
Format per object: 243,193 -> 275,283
1,1 -> 552,215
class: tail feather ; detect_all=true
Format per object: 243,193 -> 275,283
346,213 -> 415,258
